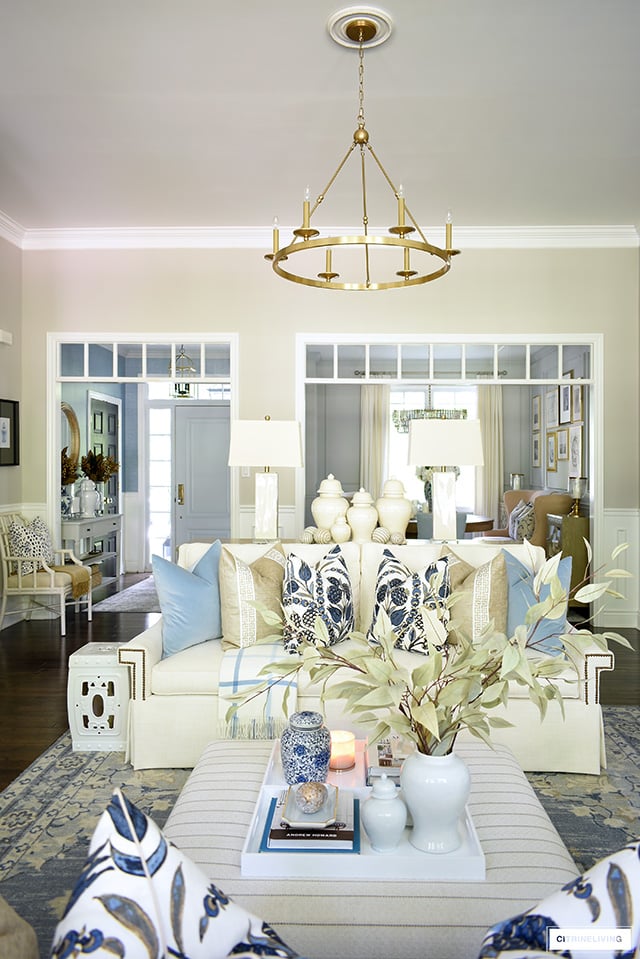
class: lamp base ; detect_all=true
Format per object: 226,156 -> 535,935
432,471 -> 458,541
254,472 -> 279,542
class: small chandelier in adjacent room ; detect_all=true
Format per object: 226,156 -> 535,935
172,345 -> 196,398
266,7 -> 459,291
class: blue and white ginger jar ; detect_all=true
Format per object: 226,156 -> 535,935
280,711 -> 331,785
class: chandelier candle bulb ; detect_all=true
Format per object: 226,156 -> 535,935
272,217 -> 279,255
329,730 -> 356,770
446,210 -> 453,249
397,185 -> 405,227
303,186 -> 311,229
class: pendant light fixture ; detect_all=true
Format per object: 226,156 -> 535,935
266,7 -> 459,291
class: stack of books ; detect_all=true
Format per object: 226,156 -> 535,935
259,789 -> 360,854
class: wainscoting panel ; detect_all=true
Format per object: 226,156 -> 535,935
599,508 -> 639,628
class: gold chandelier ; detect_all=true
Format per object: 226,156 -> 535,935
266,7 -> 459,291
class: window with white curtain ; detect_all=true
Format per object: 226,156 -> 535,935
389,387 -> 478,510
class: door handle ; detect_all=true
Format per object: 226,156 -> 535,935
177,483 -> 185,506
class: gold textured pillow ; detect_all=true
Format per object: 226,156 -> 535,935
440,547 -> 507,643
219,542 -> 286,650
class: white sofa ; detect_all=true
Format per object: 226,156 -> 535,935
118,540 -> 614,773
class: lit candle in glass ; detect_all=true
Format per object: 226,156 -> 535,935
330,730 -> 356,770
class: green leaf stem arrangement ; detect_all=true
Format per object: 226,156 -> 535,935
229,544 -> 632,757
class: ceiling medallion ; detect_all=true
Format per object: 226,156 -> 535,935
266,6 -> 459,291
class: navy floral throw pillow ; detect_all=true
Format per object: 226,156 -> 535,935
50,788 -> 307,959
367,549 -> 450,655
282,545 -> 354,654
477,839 -> 640,959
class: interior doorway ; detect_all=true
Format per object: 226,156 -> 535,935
147,401 -> 231,565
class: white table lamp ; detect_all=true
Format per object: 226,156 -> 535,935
228,417 -> 303,541
408,419 -> 484,541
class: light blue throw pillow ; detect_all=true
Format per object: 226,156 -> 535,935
153,541 -> 222,658
503,550 -> 572,655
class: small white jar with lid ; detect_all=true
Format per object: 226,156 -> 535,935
361,774 -> 407,852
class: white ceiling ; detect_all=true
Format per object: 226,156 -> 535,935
1,1 -> 640,246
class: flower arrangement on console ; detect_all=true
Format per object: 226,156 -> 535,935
229,544 -> 632,759
80,450 -> 119,483
61,447 -> 79,485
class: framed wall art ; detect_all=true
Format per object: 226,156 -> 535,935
559,382 -> 571,424
532,432 -> 541,468
545,389 -> 558,429
0,399 -> 19,466
556,428 -> 569,460
572,384 -> 583,422
568,424 -> 582,477
531,394 -> 541,431
547,432 -> 557,471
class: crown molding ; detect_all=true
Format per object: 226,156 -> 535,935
1,215 -> 637,252
0,210 -> 26,247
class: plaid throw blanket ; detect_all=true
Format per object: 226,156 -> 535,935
218,642 -> 297,739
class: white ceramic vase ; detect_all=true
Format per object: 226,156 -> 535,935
311,474 -> 349,531
375,479 -> 412,538
400,750 -> 471,854
361,774 -> 407,852
78,478 -> 99,517
330,515 -> 351,543
347,488 -> 378,543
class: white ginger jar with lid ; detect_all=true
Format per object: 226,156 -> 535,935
361,774 -> 407,852
376,478 -> 412,539
347,487 -> 378,543
311,474 -> 349,531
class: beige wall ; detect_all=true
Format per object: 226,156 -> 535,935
20,243 -> 640,509
0,237 -> 22,507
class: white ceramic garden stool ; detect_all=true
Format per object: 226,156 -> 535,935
67,642 -> 130,751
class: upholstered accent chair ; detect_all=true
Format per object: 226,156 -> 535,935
0,512 -> 93,636
482,489 -> 573,552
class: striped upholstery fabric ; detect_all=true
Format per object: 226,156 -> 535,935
164,739 -> 578,959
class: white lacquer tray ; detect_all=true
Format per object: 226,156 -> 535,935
241,741 -> 485,881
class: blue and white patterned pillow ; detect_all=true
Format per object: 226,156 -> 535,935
477,840 -> 640,959
367,549 -> 450,655
9,516 -> 55,574
49,788 -> 307,959
282,545 -> 354,654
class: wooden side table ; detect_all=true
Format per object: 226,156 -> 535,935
560,513 -> 590,597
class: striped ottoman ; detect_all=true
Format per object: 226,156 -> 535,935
164,738 -> 577,959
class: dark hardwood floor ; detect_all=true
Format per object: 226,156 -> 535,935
0,573 -> 157,791
0,577 -> 638,792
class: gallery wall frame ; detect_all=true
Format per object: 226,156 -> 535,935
532,394 -> 541,431
557,428 -> 569,460
0,399 -> 19,466
547,431 -> 557,471
545,389 -> 559,429
532,432 -> 541,468
569,424 -> 583,477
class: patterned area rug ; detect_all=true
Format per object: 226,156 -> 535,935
92,574 -> 161,612
527,704 -> 640,873
0,707 -> 638,957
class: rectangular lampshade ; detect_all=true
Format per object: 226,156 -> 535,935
228,419 -> 303,469
407,418 -> 484,467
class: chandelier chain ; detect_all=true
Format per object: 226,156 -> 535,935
357,37 -> 366,128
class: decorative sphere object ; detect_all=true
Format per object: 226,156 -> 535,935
390,532 -> 406,545
372,526 -> 391,543
301,526 -> 316,544
294,781 -> 328,814
313,527 -> 332,544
